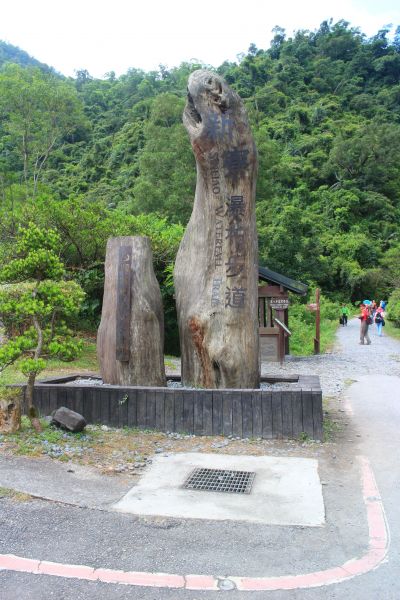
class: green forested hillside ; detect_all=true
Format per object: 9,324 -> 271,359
1,20 -> 400,343
0,40 -> 54,73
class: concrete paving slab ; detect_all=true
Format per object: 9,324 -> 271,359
113,453 -> 325,526
0,455 -> 133,509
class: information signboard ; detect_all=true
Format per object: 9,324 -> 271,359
270,297 -> 289,310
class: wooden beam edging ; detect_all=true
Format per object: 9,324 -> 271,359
16,375 -> 323,440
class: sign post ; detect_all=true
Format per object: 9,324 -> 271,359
306,289 -> 321,354
314,288 -> 320,354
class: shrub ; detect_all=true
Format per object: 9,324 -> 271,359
387,288 -> 400,327
0,224 -> 84,429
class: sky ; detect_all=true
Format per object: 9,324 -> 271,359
1,0 -> 399,78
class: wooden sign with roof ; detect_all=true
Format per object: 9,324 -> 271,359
258,266 -> 308,363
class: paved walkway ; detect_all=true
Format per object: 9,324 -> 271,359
0,321 -> 400,598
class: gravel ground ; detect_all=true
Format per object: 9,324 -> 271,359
262,317 -> 400,398
167,317 -> 400,398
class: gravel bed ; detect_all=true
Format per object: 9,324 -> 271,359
66,378 -> 103,386
66,378 -> 299,391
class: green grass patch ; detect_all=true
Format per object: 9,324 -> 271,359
0,417 -> 104,459
290,317 -> 338,356
385,320 -> 400,341
0,339 -> 98,385
0,341 -> 180,386
323,411 -> 341,441
289,300 -> 341,356
164,356 -> 178,369
0,486 -> 32,501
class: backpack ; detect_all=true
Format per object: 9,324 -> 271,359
367,315 -> 373,325
375,313 -> 383,324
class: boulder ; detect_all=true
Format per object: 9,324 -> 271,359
52,407 -> 86,433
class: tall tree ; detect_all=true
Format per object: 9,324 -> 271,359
0,65 -> 87,196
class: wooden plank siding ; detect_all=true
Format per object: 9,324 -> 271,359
22,375 -> 322,440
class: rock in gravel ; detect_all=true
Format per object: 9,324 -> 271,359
52,407 -> 86,433
211,440 -> 229,448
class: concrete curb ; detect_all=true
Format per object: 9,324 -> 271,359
0,455 -> 389,592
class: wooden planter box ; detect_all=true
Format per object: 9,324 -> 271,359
18,374 -> 323,440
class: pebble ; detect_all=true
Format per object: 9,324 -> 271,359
211,440 -> 229,448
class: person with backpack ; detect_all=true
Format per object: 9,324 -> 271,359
374,306 -> 385,337
358,303 -> 372,345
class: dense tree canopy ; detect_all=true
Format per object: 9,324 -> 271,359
0,20 -> 399,333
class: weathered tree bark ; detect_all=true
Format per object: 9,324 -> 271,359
97,237 -> 166,386
174,70 -> 260,389
0,390 -> 21,433
24,303 -> 43,432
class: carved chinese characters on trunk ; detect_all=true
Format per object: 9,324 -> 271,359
174,71 -> 259,389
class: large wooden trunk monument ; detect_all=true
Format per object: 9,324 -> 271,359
97,236 -> 166,387
174,70 -> 259,389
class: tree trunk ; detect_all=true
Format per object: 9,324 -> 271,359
0,389 -> 22,433
97,236 -> 166,386
25,309 -> 43,432
25,372 -> 41,432
174,70 -> 260,389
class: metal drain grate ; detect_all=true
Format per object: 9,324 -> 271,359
182,468 -> 255,494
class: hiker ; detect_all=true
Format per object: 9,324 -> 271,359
358,303 -> 371,345
340,304 -> 349,326
374,305 -> 385,337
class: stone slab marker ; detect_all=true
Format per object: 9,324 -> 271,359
97,236 -> 166,386
174,70 -> 259,389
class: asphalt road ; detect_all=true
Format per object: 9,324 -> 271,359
0,320 -> 399,599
